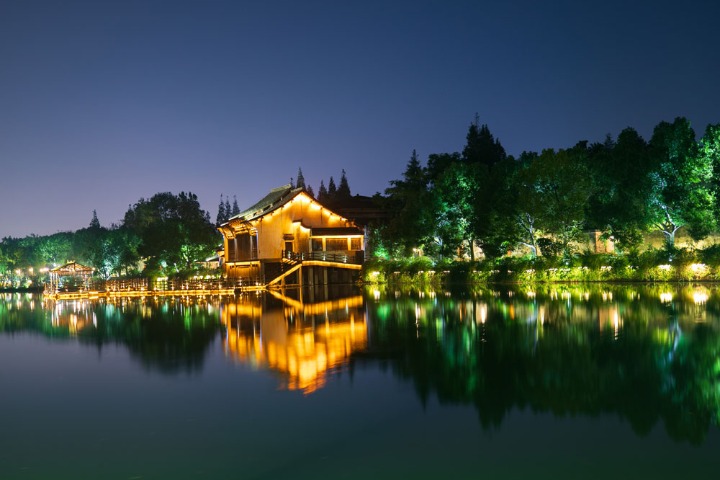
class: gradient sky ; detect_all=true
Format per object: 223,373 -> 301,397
1,0 -> 719,239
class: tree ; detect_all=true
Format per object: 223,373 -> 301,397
296,168 -> 306,189
698,124 -> 720,221
327,176 -> 337,200
231,196 -> 240,216
426,152 -> 474,258
216,195 -> 227,225
382,150 -> 435,256
122,192 -> 219,275
513,147 -> 591,258
224,197 -> 231,222
318,180 -> 328,203
586,128 -> 654,251
648,117 -> 714,248
89,210 -> 101,230
337,169 -> 351,199
462,115 -> 507,167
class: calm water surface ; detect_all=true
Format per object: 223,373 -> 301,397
1,284 -> 719,479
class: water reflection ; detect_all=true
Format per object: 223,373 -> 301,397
365,284 -> 720,444
0,293 -> 222,372
221,289 -> 367,393
1,285 -> 719,445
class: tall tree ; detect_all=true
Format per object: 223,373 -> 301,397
231,196 -> 240,216
224,197 -> 231,221
383,150 -> 435,255
296,168 -> 306,189
462,115 -> 507,167
318,180 -> 328,203
216,195 -> 227,225
426,152 -> 476,258
123,192 -> 218,275
514,147 -> 591,258
698,124 -> 720,221
337,169 -> 351,199
327,176 -> 337,199
648,117 -> 714,247
586,128 -> 654,251
89,210 -> 101,230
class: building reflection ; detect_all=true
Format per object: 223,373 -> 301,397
221,290 -> 367,394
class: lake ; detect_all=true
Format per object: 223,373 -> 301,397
1,284 -> 719,479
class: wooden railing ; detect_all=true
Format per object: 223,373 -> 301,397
281,250 -> 364,265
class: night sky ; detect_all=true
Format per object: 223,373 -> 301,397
1,0 -> 719,239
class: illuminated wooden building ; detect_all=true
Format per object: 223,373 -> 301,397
218,184 -> 365,287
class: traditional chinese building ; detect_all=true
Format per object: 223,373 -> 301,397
217,185 -> 365,287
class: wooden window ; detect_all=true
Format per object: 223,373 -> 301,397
326,238 -> 347,251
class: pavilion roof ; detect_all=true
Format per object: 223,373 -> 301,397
50,261 -> 94,276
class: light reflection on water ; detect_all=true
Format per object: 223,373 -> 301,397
0,285 -> 719,478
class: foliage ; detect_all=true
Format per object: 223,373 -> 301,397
647,118 -> 715,246
122,191 -> 219,276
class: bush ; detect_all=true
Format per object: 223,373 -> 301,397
700,244 -> 720,265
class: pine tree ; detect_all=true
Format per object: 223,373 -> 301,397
296,168 -> 306,189
462,114 -> 507,167
337,169 -> 351,199
224,198 -> 231,221
306,185 -> 315,198
232,195 -> 240,216
216,195 -> 226,225
328,176 -> 337,200
318,180 -> 328,203
89,210 -> 101,229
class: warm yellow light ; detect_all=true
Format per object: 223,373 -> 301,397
658,264 -> 672,271
693,290 -> 709,304
660,292 -> 673,303
478,304 -> 487,324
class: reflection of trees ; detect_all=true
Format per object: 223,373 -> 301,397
79,297 -> 222,374
365,285 -> 720,443
1,294 -> 222,374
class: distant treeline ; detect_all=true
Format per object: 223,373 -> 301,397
2,116 -> 720,283
372,116 -> 720,263
0,192 -> 217,284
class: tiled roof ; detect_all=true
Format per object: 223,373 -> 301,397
227,184 -> 302,223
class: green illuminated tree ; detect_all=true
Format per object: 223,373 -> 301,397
698,123 -> 720,219
648,117 -> 715,248
382,150 -> 435,255
514,147 -> 590,258
586,128 -> 654,251
122,191 -> 218,275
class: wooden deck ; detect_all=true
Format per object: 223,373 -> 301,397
44,285 -> 263,300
